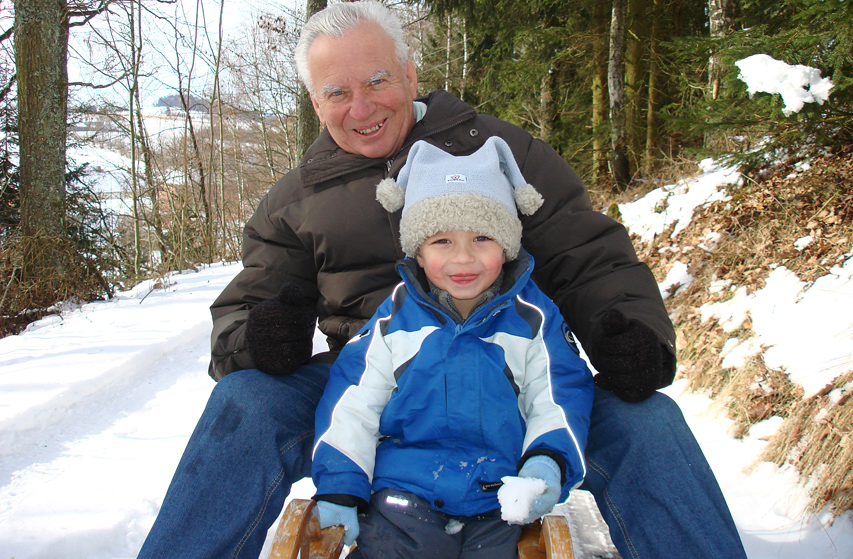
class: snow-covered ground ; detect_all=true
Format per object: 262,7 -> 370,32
0,160 -> 852,558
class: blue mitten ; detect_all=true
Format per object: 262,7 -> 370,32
518,455 -> 562,523
316,501 -> 359,546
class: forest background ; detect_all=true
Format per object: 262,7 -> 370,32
0,0 -> 852,525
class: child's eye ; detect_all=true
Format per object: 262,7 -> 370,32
474,235 -> 493,242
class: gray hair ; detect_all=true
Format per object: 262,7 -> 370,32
295,1 -> 409,95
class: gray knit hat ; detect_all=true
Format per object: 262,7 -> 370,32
376,137 -> 544,259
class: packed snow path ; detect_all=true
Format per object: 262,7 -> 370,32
0,266 -> 235,557
0,262 -> 851,558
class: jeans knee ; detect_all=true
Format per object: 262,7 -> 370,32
209,366 -> 330,440
213,368 -> 264,397
591,387 -> 689,449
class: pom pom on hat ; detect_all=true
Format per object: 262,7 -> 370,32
376,177 -> 405,212
377,136 -> 543,259
514,183 -> 544,216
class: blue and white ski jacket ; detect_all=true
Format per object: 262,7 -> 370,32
312,250 -> 594,517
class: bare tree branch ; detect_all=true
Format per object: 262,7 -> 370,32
0,74 -> 16,103
68,70 -> 130,89
67,0 -> 114,28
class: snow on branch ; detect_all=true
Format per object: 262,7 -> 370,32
735,54 -> 834,116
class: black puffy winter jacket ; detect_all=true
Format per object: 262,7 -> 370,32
208,90 -> 675,382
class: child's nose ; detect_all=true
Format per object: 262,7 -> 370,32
451,244 -> 476,263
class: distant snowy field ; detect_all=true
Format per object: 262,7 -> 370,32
0,157 -> 851,558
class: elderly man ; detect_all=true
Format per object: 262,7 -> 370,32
138,2 -> 747,558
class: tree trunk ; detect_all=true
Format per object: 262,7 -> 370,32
134,90 -> 168,267
14,0 -> 69,276
644,0 -> 663,174
208,0 -> 226,261
297,0 -> 327,159
609,0 -> 630,189
591,0 -> 610,185
297,84 -> 320,161
708,0 -> 734,101
129,0 -> 142,279
444,13 -> 452,91
539,70 -> 553,145
625,0 -> 648,175
460,18 -> 468,103
706,0 -> 735,149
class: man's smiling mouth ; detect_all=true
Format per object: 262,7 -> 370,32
358,122 -> 384,135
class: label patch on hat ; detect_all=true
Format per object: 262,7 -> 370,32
446,174 -> 467,183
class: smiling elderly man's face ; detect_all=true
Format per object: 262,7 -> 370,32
307,22 -> 418,160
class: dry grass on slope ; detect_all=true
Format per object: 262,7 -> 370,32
596,147 -> 853,517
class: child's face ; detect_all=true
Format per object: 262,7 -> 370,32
416,230 -> 506,317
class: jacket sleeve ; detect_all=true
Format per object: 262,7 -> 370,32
511,132 -> 676,385
517,288 -> 595,502
208,173 -> 319,380
311,299 -> 397,504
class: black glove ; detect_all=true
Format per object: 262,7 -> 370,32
245,283 -> 316,375
593,309 -> 667,403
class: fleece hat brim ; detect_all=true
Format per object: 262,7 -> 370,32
376,136 -> 543,259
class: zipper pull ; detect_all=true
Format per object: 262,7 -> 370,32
386,158 -> 394,176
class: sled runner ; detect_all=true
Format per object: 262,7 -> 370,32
269,498 -> 574,559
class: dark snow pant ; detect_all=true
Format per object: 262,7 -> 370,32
348,489 -> 522,559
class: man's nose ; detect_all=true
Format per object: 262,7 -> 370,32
349,89 -> 376,121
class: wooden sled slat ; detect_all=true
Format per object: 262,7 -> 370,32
542,515 -> 574,559
518,520 -> 546,559
269,498 -> 346,559
518,515 -> 575,559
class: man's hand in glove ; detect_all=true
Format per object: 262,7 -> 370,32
245,283 -> 316,375
593,309 -> 668,403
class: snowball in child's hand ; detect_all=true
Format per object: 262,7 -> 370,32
445,518 -> 465,535
497,475 -> 547,524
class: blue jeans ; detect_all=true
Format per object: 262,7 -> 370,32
137,366 -> 746,559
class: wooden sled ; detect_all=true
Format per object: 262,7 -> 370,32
269,498 -> 574,559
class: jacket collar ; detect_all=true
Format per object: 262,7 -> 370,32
298,90 -> 476,188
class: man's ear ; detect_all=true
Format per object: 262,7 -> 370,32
310,94 -> 326,127
405,59 -> 418,99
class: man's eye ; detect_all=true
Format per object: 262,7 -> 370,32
369,78 -> 384,86
330,90 -> 344,97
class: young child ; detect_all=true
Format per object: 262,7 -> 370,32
311,137 -> 594,559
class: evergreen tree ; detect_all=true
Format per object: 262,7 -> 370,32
415,0 -> 599,180
412,0 -> 721,185
0,81 -> 18,238
664,0 -> 853,167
